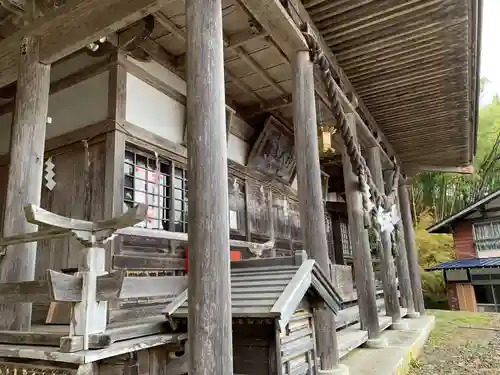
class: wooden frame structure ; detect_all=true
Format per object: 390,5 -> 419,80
0,0 -> 480,374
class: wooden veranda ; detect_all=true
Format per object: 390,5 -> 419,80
0,0 -> 481,374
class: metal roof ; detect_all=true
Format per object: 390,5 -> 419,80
426,257 -> 500,271
427,188 -> 500,234
163,260 -> 343,332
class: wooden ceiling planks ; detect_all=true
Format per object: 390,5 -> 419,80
0,0 -> 479,172
305,0 -> 480,169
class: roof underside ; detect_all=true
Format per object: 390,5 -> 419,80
0,0 -> 481,171
305,0 -> 480,168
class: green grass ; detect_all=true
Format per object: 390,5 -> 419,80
426,309 -> 498,346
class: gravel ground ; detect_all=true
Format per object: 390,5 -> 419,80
410,310 -> 500,375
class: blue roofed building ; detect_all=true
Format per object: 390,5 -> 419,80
427,189 -> 500,312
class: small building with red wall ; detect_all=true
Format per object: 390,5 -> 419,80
427,189 -> 500,313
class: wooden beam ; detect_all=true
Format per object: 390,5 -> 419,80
96,271 -> 188,300
0,36 -> 50,331
236,0 -> 308,59
185,1 -> 233,375
366,147 -> 402,328
0,280 -> 52,304
292,50 -> 342,371
398,181 -> 425,315
408,164 -> 474,175
0,0 -> 178,88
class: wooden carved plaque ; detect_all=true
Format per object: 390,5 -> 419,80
247,116 -> 296,183
0,363 -> 75,375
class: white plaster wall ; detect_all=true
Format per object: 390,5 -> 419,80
0,72 -> 109,154
51,53 -> 108,82
124,61 -> 252,166
478,250 -> 500,259
126,56 -> 186,96
228,134 -> 249,166
126,73 -> 185,145
47,72 -> 109,138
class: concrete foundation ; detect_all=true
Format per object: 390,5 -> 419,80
365,337 -> 389,349
318,364 -> 350,375
341,315 -> 435,375
390,320 -> 409,331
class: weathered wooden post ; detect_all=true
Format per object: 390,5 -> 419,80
185,0 -> 233,373
0,36 -> 50,331
398,179 -> 425,314
339,114 -> 387,348
385,171 -> 417,318
366,148 -> 406,330
293,49 -> 348,375
23,204 -> 148,351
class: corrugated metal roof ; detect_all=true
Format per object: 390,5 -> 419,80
426,257 -> 500,271
163,260 -> 343,331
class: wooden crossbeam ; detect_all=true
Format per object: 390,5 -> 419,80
45,270 -> 189,302
0,0 -> 179,88
238,0 -> 399,167
25,203 -> 147,232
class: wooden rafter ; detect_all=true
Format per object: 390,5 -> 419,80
0,0 -> 180,88
152,9 -> 286,108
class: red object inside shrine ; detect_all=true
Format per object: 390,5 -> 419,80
184,249 -> 241,272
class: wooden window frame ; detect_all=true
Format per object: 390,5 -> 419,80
473,219 -> 500,253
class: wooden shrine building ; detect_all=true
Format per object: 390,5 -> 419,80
0,0 -> 481,374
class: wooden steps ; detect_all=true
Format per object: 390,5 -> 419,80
337,311 -> 395,359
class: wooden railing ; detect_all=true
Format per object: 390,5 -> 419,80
0,204 -> 276,353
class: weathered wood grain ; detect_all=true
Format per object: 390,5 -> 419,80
398,180 -> 425,314
0,36 -> 50,330
339,114 -> 381,340
0,0 -> 179,88
292,50 -> 339,370
70,247 -> 107,350
185,0 -> 233,374
366,146 -> 401,324
0,280 -> 52,304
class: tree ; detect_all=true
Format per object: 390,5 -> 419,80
411,81 -> 500,222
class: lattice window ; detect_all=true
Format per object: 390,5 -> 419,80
473,220 -> 500,252
173,166 -> 188,233
124,148 -> 188,232
339,220 -> 352,256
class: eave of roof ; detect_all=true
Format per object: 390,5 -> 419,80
426,257 -> 500,271
163,260 -> 343,332
427,188 -> 500,234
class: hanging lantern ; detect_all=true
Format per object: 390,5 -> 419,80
318,125 -> 333,153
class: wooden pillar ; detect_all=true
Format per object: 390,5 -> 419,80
398,180 -> 425,314
293,50 -> 346,373
185,0 -> 233,374
0,36 -> 50,331
366,147 -> 403,327
387,172 -> 416,317
339,114 -> 386,347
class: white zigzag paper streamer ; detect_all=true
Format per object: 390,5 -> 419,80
44,157 -> 56,190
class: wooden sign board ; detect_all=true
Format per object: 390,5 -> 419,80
247,116 -> 296,184
445,268 -> 470,282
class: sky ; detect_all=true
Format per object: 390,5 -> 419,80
480,0 -> 500,105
